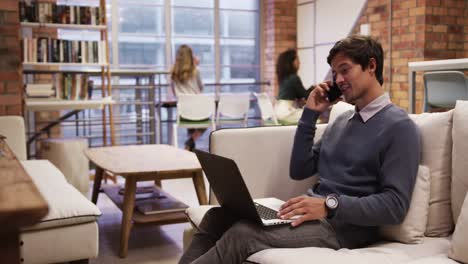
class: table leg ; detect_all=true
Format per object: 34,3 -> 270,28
192,170 -> 208,205
91,166 -> 104,204
119,177 -> 136,258
0,230 -> 20,264
154,179 -> 162,188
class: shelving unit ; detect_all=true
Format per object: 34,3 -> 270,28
21,22 -> 107,30
20,0 -> 115,155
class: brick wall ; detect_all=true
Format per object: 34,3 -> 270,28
0,0 -> 23,116
351,0 -> 468,113
262,0 -> 297,97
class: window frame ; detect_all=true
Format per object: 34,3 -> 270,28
108,0 -> 261,85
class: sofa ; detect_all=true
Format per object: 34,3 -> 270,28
0,116 -> 101,264
183,100 -> 468,263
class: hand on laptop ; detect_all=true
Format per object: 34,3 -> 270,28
277,195 -> 327,227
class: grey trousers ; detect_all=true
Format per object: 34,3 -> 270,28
179,207 -> 340,264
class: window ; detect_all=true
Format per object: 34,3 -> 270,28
108,0 -> 261,86
62,0 -> 261,146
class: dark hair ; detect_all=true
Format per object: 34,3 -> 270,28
276,49 -> 298,83
327,35 -> 384,85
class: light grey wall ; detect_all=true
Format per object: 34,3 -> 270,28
297,0 -> 366,87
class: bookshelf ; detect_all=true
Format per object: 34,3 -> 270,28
20,0 -> 115,146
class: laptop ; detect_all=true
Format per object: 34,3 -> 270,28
194,149 -> 297,226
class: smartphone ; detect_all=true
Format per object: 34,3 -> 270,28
327,82 -> 342,102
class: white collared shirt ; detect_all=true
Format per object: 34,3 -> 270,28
349,93 -> 392,123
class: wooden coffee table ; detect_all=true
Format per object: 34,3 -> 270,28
85,144 -> 207,258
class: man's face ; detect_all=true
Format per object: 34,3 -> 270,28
330,52 -> 374,105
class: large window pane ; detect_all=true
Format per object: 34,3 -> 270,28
221,66 -> 259,81
221,44 -> 258,65
173,8 -> 213,36
220,0 -> 258,10
220,10 -> 257,38
173,42 -> 215,65
120,6 -> 164,34
121,0 -> 163,4
119,42 -> 165,65
172,0 -> 213,8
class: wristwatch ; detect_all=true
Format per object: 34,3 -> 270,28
325,194 -> 339,219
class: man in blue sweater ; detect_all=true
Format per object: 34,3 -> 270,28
179,35 -> 421,264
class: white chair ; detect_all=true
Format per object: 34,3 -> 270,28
215,92 -> 251,128
423,71 -> 468,112
254,92 -> 279,126
172,94 -> 216,147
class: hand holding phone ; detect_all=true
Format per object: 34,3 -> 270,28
327,82 -> 342,102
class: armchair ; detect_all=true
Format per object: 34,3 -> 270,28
0,116 -> 101,264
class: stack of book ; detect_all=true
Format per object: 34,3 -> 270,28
59,74 -> 92,100
19,1 -> 101,25
22,38 -> 106,64
136,197 -> 189,215
26,83 -> 55,98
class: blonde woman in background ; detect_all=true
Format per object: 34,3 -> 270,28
171,44 -> 205,151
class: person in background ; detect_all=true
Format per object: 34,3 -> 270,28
275,49 -> 314,124
171,44 -> 205,151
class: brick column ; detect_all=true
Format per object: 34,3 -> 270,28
351,0 -> 468,113
262,0 -> 297,97
0,0 -> 23,116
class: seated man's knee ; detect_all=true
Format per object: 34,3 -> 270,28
198,207 -> 237,236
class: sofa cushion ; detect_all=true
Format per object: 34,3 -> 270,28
380,165 -> 431,244
448,193 -> 468,263
409,110 -> 454,237
246,237 -> 452,264
247,246 -> 409,264
451,100 -> 468,222
20,160 -> 101,231
367,236 -> 452,261
405,254 -> 459,264
20,221 -> 99,264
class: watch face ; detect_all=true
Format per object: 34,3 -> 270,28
326,197 -> 338,209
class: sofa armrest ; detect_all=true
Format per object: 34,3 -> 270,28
209,124 -> 327,203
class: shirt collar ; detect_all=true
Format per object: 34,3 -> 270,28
349,93 -> 392,123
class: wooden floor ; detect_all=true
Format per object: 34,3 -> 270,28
90,177 -> 208,264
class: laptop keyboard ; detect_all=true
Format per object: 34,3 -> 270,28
255,203 -> 279,220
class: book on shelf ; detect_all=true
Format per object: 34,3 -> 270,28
22,38 -> 106,64
19,1 -> 101,25
59,73 -> 92,100
26,83 -> 55,98
25,74 -> 93,101
135,197 -> 189,215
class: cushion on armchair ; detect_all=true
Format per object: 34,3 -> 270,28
451,100 -> 468,223
20,160 -> 101,231
380,165 -> 431,244
448,193 -> 468,263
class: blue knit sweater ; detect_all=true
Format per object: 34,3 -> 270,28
290,105 -> 421,248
